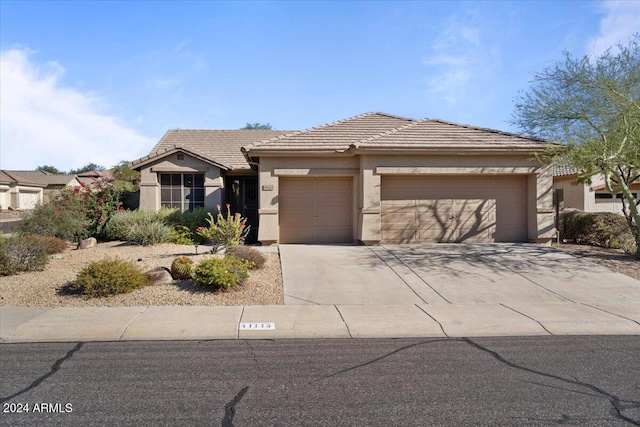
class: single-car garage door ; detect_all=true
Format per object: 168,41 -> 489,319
279,177 -> 353,243
381,176 -> 527,243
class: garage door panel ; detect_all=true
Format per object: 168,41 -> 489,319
381,176 -> 526,243
279,177 -> 352,244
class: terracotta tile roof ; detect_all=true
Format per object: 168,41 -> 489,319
353,118 -> 552,151
138,129 -> 293,170
243,112 -> 415,152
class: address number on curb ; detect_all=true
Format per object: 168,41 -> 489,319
240,323 -> 275,330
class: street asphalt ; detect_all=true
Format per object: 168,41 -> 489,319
1,244 -> 639,342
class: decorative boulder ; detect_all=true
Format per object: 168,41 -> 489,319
146,267 -> 174,285
77,237 -> 97,250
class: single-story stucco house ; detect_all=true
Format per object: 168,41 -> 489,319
0,170 -> 47,210
553,162 -> 640,215
131,112 -> 556,245
3,170 -> 81,205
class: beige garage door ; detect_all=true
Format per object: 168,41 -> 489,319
279,177 -> 353,243
381,176 -> 527,243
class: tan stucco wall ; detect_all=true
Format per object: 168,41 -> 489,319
553,175 -> 640,215
256,153 -> 554,244
553,176 -> 587,211
138,153 -> 224,211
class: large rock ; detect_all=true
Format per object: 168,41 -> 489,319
146,267 -> 174,285
77,237 -> 97,250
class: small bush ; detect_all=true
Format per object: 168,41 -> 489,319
71,257 -> 148,298
19,203 -> 87,240
171,256 -> 194,280
194,256 -> 249,289
0,235 -> 52,276
562,210 -> 636,251
127,221 -> 174,246
225,245 -> 266,270
25,235 -> 69,255
105,210 -> 174,245
166,207 -> 219,244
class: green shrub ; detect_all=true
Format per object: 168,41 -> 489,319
105,209 -> 174,245
196,205 -> 250,249
171,256 -> 194,280
0,235 -> 52,276
19,203 -> 88,240
166,207 -> 219,244
562,210 -> 636,251
25,235 -> 69,255
71,257 -> 148,298
225,245 -> 266,270
127,221 -> 174,246
194,256 -> 249,289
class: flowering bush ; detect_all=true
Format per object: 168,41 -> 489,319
55,177 -> 123,239
196,204 -> 250,251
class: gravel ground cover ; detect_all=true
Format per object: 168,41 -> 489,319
553,243 -> 640,281
0,241 -> 283,307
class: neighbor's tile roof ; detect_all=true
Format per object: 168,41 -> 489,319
140,129 -> 293,170
552,157 -> 579,177
243,112 -> 415,152
4,170 -> 78,186
0,170 -> 47,187
353,118 -> 552,151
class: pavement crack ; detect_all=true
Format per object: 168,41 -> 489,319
463,338 -> 640,426
222,386 -> 249,427
0,342 -> 84,404
118,307 -> 147,340
334,306 -> 353,338
318,338 -> 457,382
243,340 -> 264,379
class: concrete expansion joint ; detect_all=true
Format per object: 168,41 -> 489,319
581,303 -> 640,327
415,304 -> 450,337
334,305 -> 353,338
499,303 -> 554,335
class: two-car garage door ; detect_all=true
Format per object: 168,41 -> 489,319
381,176 -> 527,243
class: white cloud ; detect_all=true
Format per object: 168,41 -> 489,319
422,13 -> 498,107
589,0 -> 640,56
0,49 -> 153,171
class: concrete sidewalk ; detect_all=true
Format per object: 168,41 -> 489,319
2,302 -> 639,342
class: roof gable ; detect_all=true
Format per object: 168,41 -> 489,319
243,112 -> 416,153
139,129 -> 293,170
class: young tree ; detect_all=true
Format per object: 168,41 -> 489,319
241,122 -> 272,130
69,163 -> 106,175
36,165 -> 63,174
512,36 -> 640,256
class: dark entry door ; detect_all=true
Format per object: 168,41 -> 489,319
226,176 -> 259,244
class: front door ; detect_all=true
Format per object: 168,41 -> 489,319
226,176 -> 259,244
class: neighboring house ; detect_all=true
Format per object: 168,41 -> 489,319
131,112 -> 556,245
0,170 -> 46,210
553,162 -> 640,215
75,170 -> 113,187
4,170 -> 81,204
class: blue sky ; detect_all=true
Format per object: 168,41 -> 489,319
1,0 -> 639,171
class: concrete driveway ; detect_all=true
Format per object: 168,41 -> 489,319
279,244 -> 640,306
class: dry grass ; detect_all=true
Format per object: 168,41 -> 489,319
553,243 -> 640,281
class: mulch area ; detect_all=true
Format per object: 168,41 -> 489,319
552,243 -> 639,281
